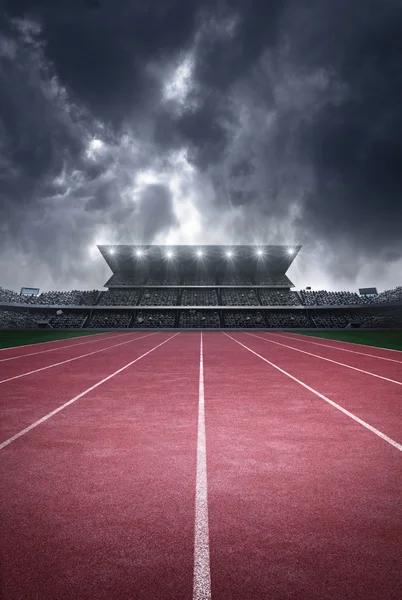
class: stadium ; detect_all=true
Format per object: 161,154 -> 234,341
1,244 -> 402,333
2,0 -> 402,596
1,243 -> 401,600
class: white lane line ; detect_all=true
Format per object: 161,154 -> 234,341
193,332 -> 212,600
0,330 -> 114,352
0,332 -> 131,363
0,333 -> 180,450
224,333 -> 402,452
0,332 -> 159,385
244,332 -> 402,387
268,332 -> 402,364
279,330 -> 402,354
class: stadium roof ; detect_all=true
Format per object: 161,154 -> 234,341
97,244 -> 301,274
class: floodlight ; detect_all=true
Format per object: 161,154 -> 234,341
165,249 -> 174,259
109,247 -> 115,255
196,249 -> 204,258
287,248 -> 294,255
135,248 -> 143,257
225,250 -> 233,258
255,248 -> 264,257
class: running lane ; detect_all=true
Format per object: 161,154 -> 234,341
0,331 -> 126,359
203,332 -> 402,600
0,331 -> 146,381
239,331 -> 402,444
259,331 -> 402,381
0,332 -> 162,443
0,332 -> 199,600
277,331 -> 402,360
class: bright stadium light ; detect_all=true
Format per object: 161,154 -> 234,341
225,249 -> 233,259
135,248 -> 144,257
287,248 -> 295,255
165,249 -> 174,259
196,249 -> 204,258
109,247 -> 115,255
255,248 -> 264,257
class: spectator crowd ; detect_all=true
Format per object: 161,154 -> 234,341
1,281 -> 401,330
87,311 -> 132,328
134,311 -> 176,328
221,289 -> 260,306
224,311 -> 265,328
140,289 -> 178,306
181,289 -> 218,305
259,290 -> 301,306
300,290 -> 370,306
179,310 -> 220,328
97,290 -> 141,306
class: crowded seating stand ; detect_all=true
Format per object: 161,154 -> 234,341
1,283 -> 401,330
1,243 -> 401,329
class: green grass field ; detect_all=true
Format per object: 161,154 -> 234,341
0,329 -> 402,351
294,330 -> 402,351
0,330 -> 102,349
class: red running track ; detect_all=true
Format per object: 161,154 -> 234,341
276,330 -> 402,360
260,331 -> 402,381
0,332 -> 161,442
1,331 -> 401,600
205,332 -> 401,600
0,331 -> 128,359
0,332 -> 199,600
238,331 -> 402,443
0,331 -> 152,382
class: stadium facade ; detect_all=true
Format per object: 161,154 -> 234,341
0,245 -> 401,329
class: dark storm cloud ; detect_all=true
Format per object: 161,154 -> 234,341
188,0 -> 402,269
0,32 -> 82,200
286,0 -> 402,260
5,0 -> 208,127
1,0 -> 402,291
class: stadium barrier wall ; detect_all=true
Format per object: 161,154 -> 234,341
2,328 -> 402,333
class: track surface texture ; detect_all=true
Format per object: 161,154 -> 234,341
0,331 -> 401,600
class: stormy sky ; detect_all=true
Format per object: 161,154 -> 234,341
1,0 -> 401,292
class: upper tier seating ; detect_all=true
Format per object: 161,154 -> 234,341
182,274 -> 216,285
146,274 -> 180,285
180,289 -> 218,306
97,290 -> 141,306
259,290 -> 301,306
0,287 -> 26,304
255,275 -> 293,286
1,287 -> 99,306
139,289 -> 178,306
300,290 -> 368,306
105,273 -> 146,286
375,286 -> 402,303
219,274 -> 252,285
221,289 -> 260,306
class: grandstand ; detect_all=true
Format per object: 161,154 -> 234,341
0,244 -> 401,329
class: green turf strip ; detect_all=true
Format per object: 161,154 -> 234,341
1,328 -> 402,351
292,330 -> 402,351
0,330 -> 102,349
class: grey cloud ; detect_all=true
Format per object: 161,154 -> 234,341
0,0 -> 401,293
136,184 -> 178,242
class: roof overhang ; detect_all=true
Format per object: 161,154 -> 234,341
97,245 -> 302,274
